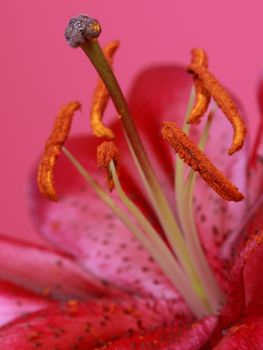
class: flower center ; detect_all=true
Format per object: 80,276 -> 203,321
37,14 -> 246,319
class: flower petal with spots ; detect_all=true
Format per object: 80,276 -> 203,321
0,281 -> 50,327
30,136 -> 182,301
0,235 -> 116,299
101,316 -> 217,350
0,295 -> 193,349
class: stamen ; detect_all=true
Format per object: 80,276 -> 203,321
188,49 -> 210,124
175,87 -> 195,203
176,103 -> 225,313
62,146 -> 207,317
188,56 -> 246,155
184,110 -> 226,312
37,102 -> 81,201
90,41 -> 119,139
191,48 -> 208,67
161,121 -> 244,202
97,141 -> 119,168
97,141 -> 119,190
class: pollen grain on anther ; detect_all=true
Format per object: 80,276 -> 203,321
90,40 -> 119,139
188,48 -> 211,125
188,57 -> 246,155
97,141 -> 119,190
37,101 -> 81,201
161,121 -> 244,202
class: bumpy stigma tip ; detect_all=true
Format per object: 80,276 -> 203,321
65,14 -> 102,48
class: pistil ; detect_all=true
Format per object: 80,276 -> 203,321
65,15 -> 205,302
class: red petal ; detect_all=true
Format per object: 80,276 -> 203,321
128,66 -> 192,200
237,202 -> 263,256
243,234 -> 263,314
247,78 -> 263,205
216,231 -> 263,335
0,296 -> 192,349
128,66 -> 248,284
30,136 -> 181,301
101,316 -> 217,350
0,235 -> 115,299
249,76 -> 263,167
213,315 -> 263,350
0,280 -> 50,327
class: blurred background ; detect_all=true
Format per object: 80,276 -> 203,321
0,0 -> 262,243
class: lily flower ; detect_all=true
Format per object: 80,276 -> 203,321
1,13 -> 263,349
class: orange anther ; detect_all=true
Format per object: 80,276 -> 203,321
191,48 -> 208,68
90,40 -> 119,139
37,101 -> 81,201
97,141 -> 119,190
188,49 -> 211,124
189,78 -> 211,124
161,121 -> 244,202
188,58 -> 246,155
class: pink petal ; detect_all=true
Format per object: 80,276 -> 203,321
102,316 -> 217,350
0,235 -> 116,299
0,295 -> 192,349
213,315 -> 263,350
0,280 -> 50,327
30,136 -> 181,301
128,66 -> 248,283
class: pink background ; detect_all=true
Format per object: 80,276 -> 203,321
0,1 -> 262,244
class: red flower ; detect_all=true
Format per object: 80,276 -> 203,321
1,16 -> 263,350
